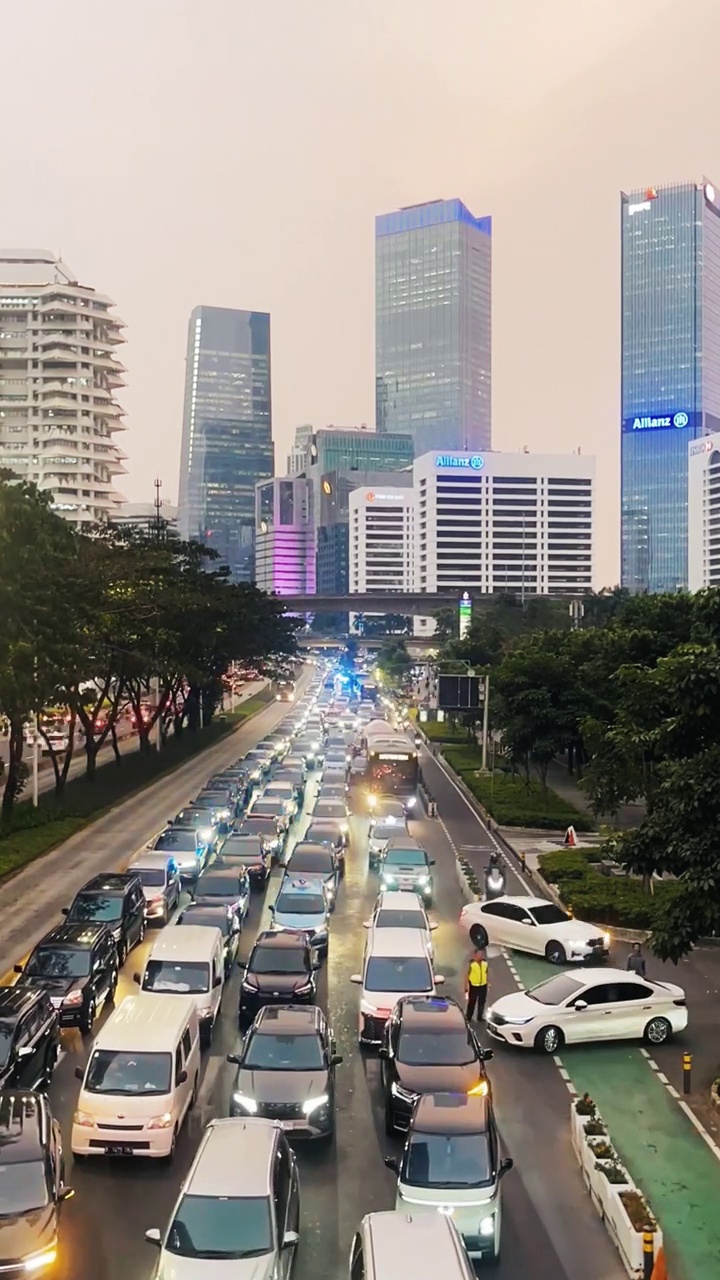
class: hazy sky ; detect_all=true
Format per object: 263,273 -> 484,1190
4,0 -> 717,587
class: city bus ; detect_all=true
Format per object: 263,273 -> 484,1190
363,719 -> 419,812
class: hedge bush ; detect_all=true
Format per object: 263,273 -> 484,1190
422,721 -> 469,744
443,746 -> 594,832
537,848 -> 680,929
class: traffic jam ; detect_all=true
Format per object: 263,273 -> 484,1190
0,660 -> 690,1279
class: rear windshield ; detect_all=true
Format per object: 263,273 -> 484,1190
289,852 -> 334,875
375,908 -> 426,931
143,960 -> 210,994
156,832 -> 198,852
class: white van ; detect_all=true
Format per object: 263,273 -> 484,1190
348,1210 -> 475,1280
71,994 -> 200,1161
363,891 -> 437,960
134,924 -> 224,1047
350,928 -> 445,1047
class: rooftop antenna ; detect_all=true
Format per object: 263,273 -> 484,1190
153,477 -> 163,543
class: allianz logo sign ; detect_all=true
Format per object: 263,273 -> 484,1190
435,454 -> 485,469
631,412 -> 689,430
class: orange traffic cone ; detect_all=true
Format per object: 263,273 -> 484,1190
650,1246 -> 667,1280
564,825 -> 577,847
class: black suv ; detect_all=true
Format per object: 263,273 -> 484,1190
0,987 -> 59,1092
63,873 -> 145,966
0,1091 -> 73,1273
15,922 -> 118,1034
239,931 -> 319,1023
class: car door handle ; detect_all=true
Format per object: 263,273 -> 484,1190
603,1010 -> 613,1015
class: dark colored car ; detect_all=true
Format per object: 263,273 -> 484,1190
190,792 -> 232,834
210,770 -> 251,812
242,748 -> 274,783
63,873 -> 145,966
380,996 -> 493,1134
15,923 -> 118,1033
305,821 -> 346,876
220,834 -> 271,885
197,781 -> 238,819
0,988 -> 60,1092
285,844 -> 339,906
239,931 -> 319,1023
250,797 -> 291,832
228,1005 -> 342,1140
175,904 -> 241,975
192,864 -> 250,925
0,1091 -> 74,1273
168,806 -> 219,850
237,815 -> 285,862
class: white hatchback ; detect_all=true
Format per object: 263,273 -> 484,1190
487,968 -> 688,1054
459,895 -> 610,965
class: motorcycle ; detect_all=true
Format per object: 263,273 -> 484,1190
484,864 -> 506,901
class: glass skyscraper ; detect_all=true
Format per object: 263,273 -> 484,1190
178,306 -> 273,581
621,180 -> 720,592
375,198 -> 492,457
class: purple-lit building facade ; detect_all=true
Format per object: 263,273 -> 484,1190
254,477 -> 315,594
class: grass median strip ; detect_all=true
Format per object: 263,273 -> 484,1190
441,745 -> 594,831
0,692 -> 272,882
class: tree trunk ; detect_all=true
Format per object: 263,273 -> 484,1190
2,718 -> 25,821
84,733 -> 99,781
55,710 -> 77,799
110,723 -> 122,765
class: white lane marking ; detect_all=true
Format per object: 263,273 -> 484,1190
636,1049 -> 720,1158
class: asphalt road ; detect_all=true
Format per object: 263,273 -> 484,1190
0,682 -> 624,1280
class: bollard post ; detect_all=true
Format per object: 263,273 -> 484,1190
642,1230 -> 654,1280
567,903 -> 574,918
520,851 -> 526,874
683,1052 -> 692,1095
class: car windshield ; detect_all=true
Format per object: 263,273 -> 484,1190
136,868 -> 166,888
0,1160 -> 49,1215
530,904 -> 571,926
84,1049 -> 172,1095
376,909 -> 426,930
276,893 -> 325,915
398,1030 -> 476,1066
196,876 -> 237,897
253,803 -> 280,816
527,974 -> 585,1005
26,946 -> 90,978
384,849 -> 426,867
403,1132 -> 494,1189
156,832 -> 198,852
143,960 -> 210,994
244,1032 -> 324,1071
166,1194 -> 273,1260
175,812 -> 205,826
365,957 -> 432,993
289,853 -> 333,875
0,1023 -> 14,1069
251,946 -> 308,975
69,893 -> 122,923
180,911 -> 231,936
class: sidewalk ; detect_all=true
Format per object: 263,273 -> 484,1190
545,757 -> 646,831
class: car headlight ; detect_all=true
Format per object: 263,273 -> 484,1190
391,1081 -> 419,1103
22,1245 -> 58,1273
602,932 -> 611,947
199,827 -> 213,841
499,1015 -> 535,1025
302,1093 -> 329,1115
242,978 -> 259,991
381,875 -> 395,885
340,821 -> 348,834
232,1093 -> 258,1113
416,874 -> 429,886
73,1110 -> 94,1127
147,1112 -> 174,1129
405,797 -> 417,809
62,989 -> 84,1006
218,808 -> 230,819
294,981 -> 313,994
468,1080 -> 489,1097
479,1215 -> 495,1237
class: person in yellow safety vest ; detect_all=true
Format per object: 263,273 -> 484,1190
466,948 -> 488,1022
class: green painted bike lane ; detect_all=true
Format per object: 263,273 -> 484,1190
503,951 -> 720,1280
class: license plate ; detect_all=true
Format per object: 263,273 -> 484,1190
377,1008 -> 392,1017
280,1119 -> 306,1130
106,1144 -> 134,1156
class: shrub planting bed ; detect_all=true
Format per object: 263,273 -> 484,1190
442,746 -> 594,831
537,848 -> 680,930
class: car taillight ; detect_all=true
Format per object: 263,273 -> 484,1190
673,998 -> 686,1006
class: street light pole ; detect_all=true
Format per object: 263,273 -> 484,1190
31,710 -> 39,808
481,674 -> 490,771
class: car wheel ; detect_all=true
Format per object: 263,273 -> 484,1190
164,1127 -> 178,1164
534,1025 -> 564,1054
107,969 -> 118,1002
545,940 -> 567,965
138,918 -> 146,944
80,999 -> 96,1036
117,939 -> 128,967
644,1016 -> 672,1046
469,922 -> 489,949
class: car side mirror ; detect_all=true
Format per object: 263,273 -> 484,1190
500,1157 -> 514,1178
145,1228 -> 162,1247
74,1066 -> 84,1081
17,1046 -> 34,1058
283,1231 -> 299,1249
429,859 -> 435,866
384,1155 -> 400,1173
350,974 -> 362,984
59,1186 -> 75,1202
61,907 -> 69,916
521,917 -> 534,926
176,1069 -> 188,1085
429,922 -> 439,931
574,1000 -> 588,1012
226,1052 -> 242,1065
133,973 -> 141,985
312,958 -> 321,970
434,975 -> 445,985
13,964 -> 23,974
213,974 -> 222,988
268,905 -> 275,913
480,1048 -> 494,1062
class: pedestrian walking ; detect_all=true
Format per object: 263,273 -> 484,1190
626,942 -> 646,978
466,947 -> 488,1022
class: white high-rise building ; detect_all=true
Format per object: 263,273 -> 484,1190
688,434 -> 720,589
0,250 -> 127,523
349,486 -> 415,594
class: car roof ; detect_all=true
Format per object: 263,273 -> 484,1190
361,1211 -> 465,1267
412,1092 -> 491,1135
561,967 -> 649,987
185,1118 -> 279,1198
149,925 -> 222,959
254,1006 -> 321,1035
367,928 -> 430,958
485,895 -> 547,910
278,875 -> 326,893
74,873 -> 136,895
384,836 -> 424,852
291,842 -> 334,857
223,834 -> 260,847
34,922 -> 108,949
252,930 -> 308,951
94,994 -> 197,1051
376,891 -> 427,912
396,995 -> 465,1030
264,779 -> 294,790
129,853 -> 173,871
197,867 -> 238,883
0,1092 -> 47,1161
0,985 -> 46,1019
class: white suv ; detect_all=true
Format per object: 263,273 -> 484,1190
145,1117 -> 300,1277
350,927 -> 445,1047
363,891 -> 437,959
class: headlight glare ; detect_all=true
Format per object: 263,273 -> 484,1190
232,1093 -> 258,1113
302,1093 -> 329,1115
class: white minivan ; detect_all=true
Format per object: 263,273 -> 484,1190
350,928 -> 445,1047
134,924 -> 224,1047
348,1210 -> 475,1280
71,994 -> 200,1161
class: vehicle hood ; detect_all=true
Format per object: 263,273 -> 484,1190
489,990 -> 539,1018
237,1067 -> 329,1104
0,1204 -> 57,1263
396,1063 -> 483,1094
382,864 -> 428,879
157,1252 -> 276,1280
550,918 -> 606,942
19,973 -> 82,1003
274,913 -> 326,931
396,1182 -> 496,1211
77,1090 -> 171,1120
249,973 -> 311,994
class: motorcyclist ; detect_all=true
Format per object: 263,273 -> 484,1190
484,851 -> 506,900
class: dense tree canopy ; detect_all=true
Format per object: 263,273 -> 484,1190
0,477 -> 298,816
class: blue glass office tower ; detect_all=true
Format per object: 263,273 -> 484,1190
178,306 -> 273,581
621,181 -> 720,592
376,199 -> 492,457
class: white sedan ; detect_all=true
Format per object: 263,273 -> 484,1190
459,895 -> 610,965
487,968 -> 688,1054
